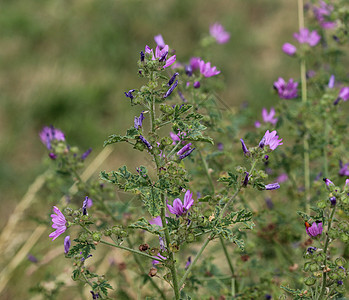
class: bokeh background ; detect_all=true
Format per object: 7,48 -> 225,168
0,0 -> 303,298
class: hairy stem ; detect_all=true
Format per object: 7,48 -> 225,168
198,150 -> 215,194
317,206 -> 336,300
219,236 -> 238,294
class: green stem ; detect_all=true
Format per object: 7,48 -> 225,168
167,141 -> 182,159
219,236 -> 238,294
160,194 -> 180,300
179,236 -> 211,288
323,120 -> 329,178
317,206 -> 336,300
298,0 -> 310,214
198,150 -> 215,194
150,94 -> 156,133
127,237 -> 167,300
80,224 -> 159,261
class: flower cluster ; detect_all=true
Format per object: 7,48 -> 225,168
273,77 -> 298,99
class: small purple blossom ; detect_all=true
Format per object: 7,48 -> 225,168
170,132 -> 181,145
193,81 -> 200,88
152,253 -> 167,266
139,135 -> 152,150
282,43 -> 297,56
273,77 -> 298,99
49,153 -> 57,160
134,112 -> 145,130
313,1 -> 336,29
190,57 -> 201,70
243,172 -> 249,187
185,65 -> 193,77
329,196 -> 336,206
178,91 -> 187,103
168,72 -> 179,86
82,196 -> 90,215
64,236 -> 71,254
337,280 -> 343,285
293,28 -> 321,46
262,107 -> 278,126
140,51 -> 145,62
339,160 -> 349,176
164,80 -> 178,98
179,147 -> 195,160
209,23 -> 230,44
49,206 -> 67,241
306,221 -> 323,237
260,130 -> 283,151
167,190 -> 194,216
307,247 -> 317,254
149,216 -> 164,227
27,254 -> 38,263
124,89 -> 135,100
323,177 -> 334,186
90,291 -> 100,299
265,198 -> 274,209
217,143 -> 223,151
339,87 -> 349,101
144,44 -> 176,69
81,148 -> 92,160
199,59 -> 220,77
277,173 -> 288,183
328,75 -> 335,89
265,183 -> 280,190
255,121 -> 261,128
185,256 -> 192,269
39,126 -> 65,150
154,34 -> 165,48
177,143 -> 192,156
240,139 -> 249,156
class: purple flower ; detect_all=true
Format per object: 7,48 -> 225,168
82,196 -> 90,215
265,183 -> 280,190
152,253 -> 167,266
339,87 -> 349,101
277,173 -> 288,183
323,177 -> 334,186
149,216 -> 164,227
39,126 -> 65,150
254,121 -> 261,128
49,153 -> 57,160
217,143 -> 223,151
328,75 -> 335,89
144,44 -> 176,69
243,172 -> 249,187
154,34 -> 165,48
294,28 -> 321,46
337,280 -> 343,285
265,197 -> 274,209
177,143 -> 192,156
193,81 -> 200,88
307,247 -> 317,254
240,139 -> 250,156
164,80 -> 178,98
185,256 -> 192,269
329,196 -> 336,206
90,291 -> 100,299
190,57 -> 201,70
273,77 -> 298,99
262,107 -> 278,126
81,148 -> 92,160
170,132 -> 181,145
27,254 -> 38,263
306,221 -> 323,237
209,23 -> 230,44
139,135 -> 152,150
313,1 -> 336,29
282,43 -> 297,56
49,206 -> 67,241
339,160 -> 349,176
167,190 -> 194,216
134,112 -> 145,130
168,72 -> 179,86
179,147 -> 195,160
64,236 -> 71,254
259,130 -> 283,151
140,51 -> 145,62
199,59 -> 220,78
124,89 -> 135,100
178,91 -> 187,103
185,65 -> 193,77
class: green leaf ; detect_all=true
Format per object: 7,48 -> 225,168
103,127 -> 139,147
129,217 -> 163,235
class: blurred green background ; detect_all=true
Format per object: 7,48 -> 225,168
0,0 -> 301,298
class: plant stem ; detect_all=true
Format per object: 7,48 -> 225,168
160,194 -> 180,300
126,237 -> 167,300
198,150 -> 215,194
179,236 -> 211,288
80,224 -> 159,261
167,141 -> 182,159
298,0 -> 310,214
323,120 -> 329,178
317,206 -> 336,300
219,236 -> 238,294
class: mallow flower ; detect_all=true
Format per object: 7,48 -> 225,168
154,34 -> 165,48
259,130 -> 283,151
282,43 -> 297,56
273,77 -> 298,99
167,190 -> 194,216
64,236 -> 71,254
209,23 -> 230,44
293,28 -> 321,46
144,44 -> 176,69
305,221 -> 323,237
40,126 -> 65,150
49,206 -> 67,241
261,107 -> 278,126
199,59 -> 221,77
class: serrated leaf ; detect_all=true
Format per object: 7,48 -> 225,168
104,127 -> 139,147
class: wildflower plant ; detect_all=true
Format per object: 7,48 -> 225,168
35,1 -> 349,299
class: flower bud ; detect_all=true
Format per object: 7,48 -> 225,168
92,232 -> 101,242
304,277 -> 316,286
